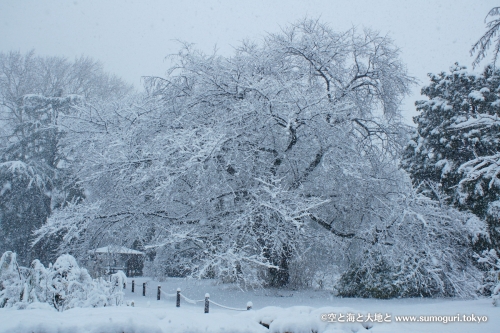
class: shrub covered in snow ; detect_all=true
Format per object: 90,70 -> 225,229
26,259 -> 50,304
108,270 -> 126,306
0,252 -> 126,311
49,254 -> 96,311
494,285 -> 500,307
336,190 -> 486,299
0,251 -> 26,308
477,249 -> 500,306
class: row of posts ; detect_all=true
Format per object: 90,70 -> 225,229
130,280 -> 252,313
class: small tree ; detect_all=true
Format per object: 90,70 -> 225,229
0,251 -> 24,308
108,270 -> 126,306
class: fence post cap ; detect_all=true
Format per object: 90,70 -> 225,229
158,285 -> 161,287
205,293 -> 210,298
177,287 -> 181,292
247,301 -> 253,307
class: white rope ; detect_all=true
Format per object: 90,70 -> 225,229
160,289 -> 202,305
180,293 -> 204,304
159,288 -> 249,311
160,290 -> 177,298
208,299 -> 248,311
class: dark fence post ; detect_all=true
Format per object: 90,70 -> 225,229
247,301 -> 253,310
176,288 -> 181,307
143,282 -> 146,296
204,293 -> 210,313
123,282 -> 126,289
157,285 -> 161,300
132,280 -> 135,292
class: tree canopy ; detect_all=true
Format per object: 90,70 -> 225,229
30,20 -> 485,296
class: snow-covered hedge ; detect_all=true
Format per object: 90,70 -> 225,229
0,251 -> 125,311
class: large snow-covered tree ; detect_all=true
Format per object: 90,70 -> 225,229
36,20 -> 484,295
401,64 -> 500,249
0,50 -> 132,264
38,20 -> 413,286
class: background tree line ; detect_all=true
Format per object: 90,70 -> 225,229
0,50 -> 132,264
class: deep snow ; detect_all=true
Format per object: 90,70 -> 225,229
1,277 -> 498,333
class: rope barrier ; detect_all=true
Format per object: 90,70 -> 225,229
158,287 -> 252,311
180,293 -> 204,304
160,290 -> 177,298
208,299 -> 248,311
160,289 -> 203,304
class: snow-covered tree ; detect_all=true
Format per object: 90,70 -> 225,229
0,95 -> 84,264
471,7 -> 500,68
0,51 -> 133,264
402,64 -> 500,249
37,20 -> 416,288
36,20 -> 484,296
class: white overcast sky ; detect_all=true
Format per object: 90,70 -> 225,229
0,0 -> 497,123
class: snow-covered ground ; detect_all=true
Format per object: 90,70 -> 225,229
1,277 -> 498,333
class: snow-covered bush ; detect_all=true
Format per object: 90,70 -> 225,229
0,251 -> 25,308
0,251 -> 127,310
49,254 -> 95,311
286,239 -> 340,290
477,249 -> 500,306
494,284 -> 500,307
108,270 -> 126,306
25,259 -> 50,304
336,188 -> 487,299
84,276 -> 126,308
337,251 -> 399,299
47,255 -> 127,310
